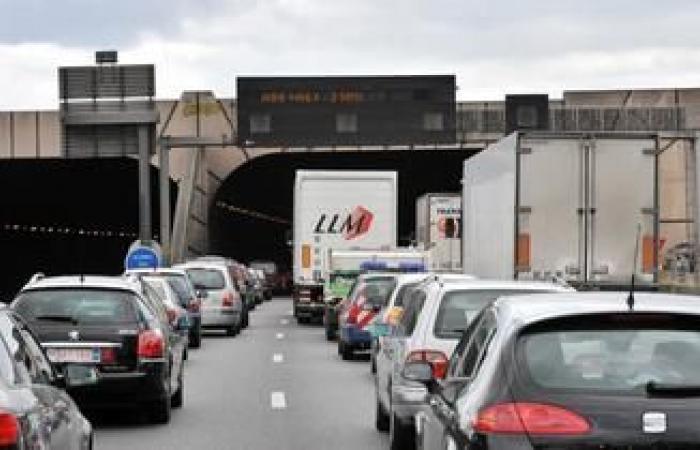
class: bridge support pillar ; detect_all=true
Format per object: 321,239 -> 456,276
138,125 -> 152,242
159,144 -> 171,265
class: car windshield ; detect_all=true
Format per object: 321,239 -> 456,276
163,276 -> 193,307
14,289 -> 137,324
394,282 -> 419,307
186,268 -> 226,290
519,316 -> 700,394
352,277 -> 397,307
434,289 -> 544,339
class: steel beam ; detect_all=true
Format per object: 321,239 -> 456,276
138,125 -> 152,242
159,143 -> 171,265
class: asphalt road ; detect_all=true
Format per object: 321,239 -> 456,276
93,297 -> 388,450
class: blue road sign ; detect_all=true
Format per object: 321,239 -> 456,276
125,241 -> 162,270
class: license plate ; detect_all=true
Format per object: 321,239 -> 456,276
46,348 -> 100,364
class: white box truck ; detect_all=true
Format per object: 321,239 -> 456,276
462,132 -> 660,288
293,170 -> 398,320
415,193 -> 462,271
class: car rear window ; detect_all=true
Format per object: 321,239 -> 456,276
164,277 -> 193,307
434,289 -> 544,339
186,268 -> 226,290
519,314 -> 700,395
353,277 -> 397,307
394,282 -> 419,307
14,289 -> 137,325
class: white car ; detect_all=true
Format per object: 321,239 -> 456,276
374,277 -> 573,450
175,261 -> 244,336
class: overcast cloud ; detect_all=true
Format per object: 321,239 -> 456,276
1,0 -> 699,109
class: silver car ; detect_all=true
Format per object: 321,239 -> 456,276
176,262 -> 243,336
374,277 -> 572,450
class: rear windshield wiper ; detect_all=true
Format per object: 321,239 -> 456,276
33,315 -> 79,325
646,381 -> 700,396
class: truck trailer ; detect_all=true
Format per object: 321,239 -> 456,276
415,193 -> 461,271
293,170 -> 398,322
462,131 -> 661,288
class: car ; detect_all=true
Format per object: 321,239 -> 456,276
126,268 -> 203,348
0,306 -> 94,449
375,277 -> 572,450
337,273 -> 399,361
187,256 -> 254,319
367,272 -> 436,373
12,274 -> 187,423
140,276 -> 191,354
323,270 -> 361,341
176,261 -> 245,335
413,292 -> 700,450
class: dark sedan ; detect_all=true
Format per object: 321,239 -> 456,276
411,292 -> 700,450
12,275 -> 187,424
0,307 -> 93,449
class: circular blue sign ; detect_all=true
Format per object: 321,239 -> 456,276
125,246 -> 161,270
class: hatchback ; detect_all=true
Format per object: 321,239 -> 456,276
375,277 -> 571,450
412,292 -> 700,450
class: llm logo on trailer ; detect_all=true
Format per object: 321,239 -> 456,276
313,206 -> 374,240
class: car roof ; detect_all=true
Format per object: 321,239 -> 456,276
125,268 -> 187,276
436,279 -> 573,293
495,292 -> 700,326
174,261 -> 231,271
21,275 -> 142,294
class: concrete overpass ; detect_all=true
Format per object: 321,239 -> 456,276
1,88 -> 699,266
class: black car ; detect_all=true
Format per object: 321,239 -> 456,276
0,307 -> 93,449
410,292 -> 700,450
12,275 -> 187,424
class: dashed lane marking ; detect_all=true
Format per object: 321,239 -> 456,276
271,391 -> 287,409
276,332 -> 285,340
281,318 -> 289,325
273,353 -> 284,363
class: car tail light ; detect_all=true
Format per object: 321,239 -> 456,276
0,412 -> 18,446
166,308 -> 178,324
222,291 -> 234,307
100,347 -> 117,365
406,350 -> 449,379
137,330 -> 164,359
473,403 -> 590,436
188,298 -> 201,313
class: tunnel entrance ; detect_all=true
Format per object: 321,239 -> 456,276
0,158 -> 176,300
210,149 -> 477,275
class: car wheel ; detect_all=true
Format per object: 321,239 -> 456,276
226,324 -> 238,336
242,310 -> 250,328
337,339 -> 343,355
341,342 -> 354,361
183,348 -> 188,361
371,354 -> 377,374
390,411 -> 415,450
189,331 -> 202,349
325,326 -> 336,341
172,369 -> 184,408
375,397 -> 390,432
149,395 -> 171,424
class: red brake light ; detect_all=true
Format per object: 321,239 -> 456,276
100,347 -> 117,365
0,412 -> 18,446
406,350 -> 449,379
222,292 -> 234,307
474,403 -> 590,436
137,330 -> 164,359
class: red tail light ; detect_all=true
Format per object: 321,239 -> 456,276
473,403 -> 590,436
188,297 -> 201,313
137,330 -> 164,359
406,350 -> 449,379
100,347 -> 117,365
0,412 -> 18,446
222,291 -> 234,307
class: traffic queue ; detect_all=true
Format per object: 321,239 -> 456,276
0,256 -> 269,448
318,266 -> 700,450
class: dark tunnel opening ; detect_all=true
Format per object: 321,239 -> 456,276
210,149 -> 477,275
0,158 -> 177,300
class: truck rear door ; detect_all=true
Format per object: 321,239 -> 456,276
590,137 -> 657,284
518,137 -> 584,282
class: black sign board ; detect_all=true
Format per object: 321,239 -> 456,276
505,94 -> 549,134
236,76 -> 456,147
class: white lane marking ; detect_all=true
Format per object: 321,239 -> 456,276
276,332 -> 285,340
273,353 -> 284,363
271,391 -> 287,409
280,318 -> 289,325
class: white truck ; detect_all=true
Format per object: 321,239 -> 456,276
415,193 -> 462,271
462,131 -> 660,288
293,170 -> 398,321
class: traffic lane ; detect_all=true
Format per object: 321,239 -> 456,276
92,297 -> 387,450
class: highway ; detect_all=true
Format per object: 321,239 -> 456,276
93,297 -> 388,450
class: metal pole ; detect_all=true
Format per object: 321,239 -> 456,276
138,125 -> 152,242
159,143 -> 171,265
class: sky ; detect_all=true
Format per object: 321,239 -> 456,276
1,0 -> 700,109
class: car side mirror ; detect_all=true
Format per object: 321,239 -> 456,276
402,361 -> 434,385
63,364 -> 98,388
